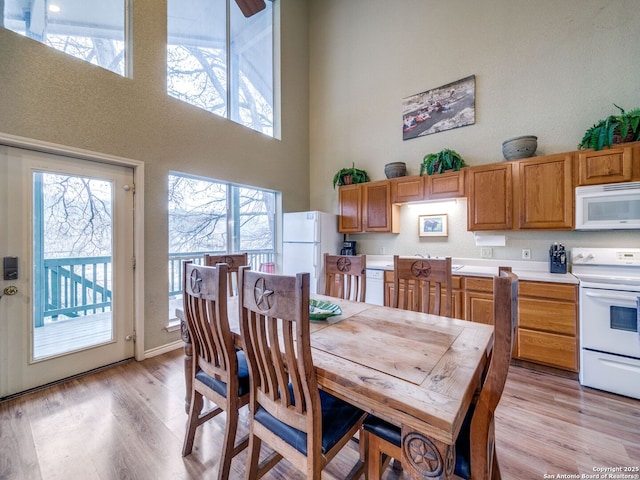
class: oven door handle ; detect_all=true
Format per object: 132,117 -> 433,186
584,290 -> 639,307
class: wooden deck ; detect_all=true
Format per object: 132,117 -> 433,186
33,313 -> 113,359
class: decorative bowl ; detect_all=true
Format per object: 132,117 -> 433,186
502,136 -> 537,160
309,299 -> 342,321
384,162 -> 407,178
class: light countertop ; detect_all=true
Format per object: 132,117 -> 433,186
364,255 -> 578,284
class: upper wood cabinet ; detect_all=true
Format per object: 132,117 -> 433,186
338,181 -> 399,233
363,180 -> 400,232
514,153 -> 574,230
467,162 -> 513,231
576,142 -> 640,185
338,184 -> 363,233
391,175 -> 424,203
426,168 -> 466,199
391,169 -> 466,204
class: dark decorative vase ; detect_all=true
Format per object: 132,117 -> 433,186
384,162 -> 407,179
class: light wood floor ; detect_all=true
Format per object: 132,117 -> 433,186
1,348 -> 638,480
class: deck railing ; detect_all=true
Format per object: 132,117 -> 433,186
37,256 -> 113,327
38,250 -> 275,327
168,250 -> 275,297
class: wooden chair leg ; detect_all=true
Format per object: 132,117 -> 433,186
182,390 -> 204,456
218,408 -> 240,480
492,452 -> 501,480
246,433 -> 262,479
366,432 -> 392,480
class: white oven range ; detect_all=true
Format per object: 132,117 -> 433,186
572,248 -> 640,400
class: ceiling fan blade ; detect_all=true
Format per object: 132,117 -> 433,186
235,0 -> 266,17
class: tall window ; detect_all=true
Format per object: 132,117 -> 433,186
167,172 -> 277,321
2,0 -> 129,76
167,0 -> 274,136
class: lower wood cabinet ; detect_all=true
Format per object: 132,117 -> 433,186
516,281 -> 578,372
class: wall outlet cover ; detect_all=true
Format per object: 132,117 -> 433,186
481,247 -> 493,258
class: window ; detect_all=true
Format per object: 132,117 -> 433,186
167,0 -> 274,136
2,0 -> 129,76
167,172 -> 277,321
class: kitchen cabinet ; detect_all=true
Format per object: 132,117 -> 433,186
384,271 -> 463,318
391,169 -> 466,204
338,184 -> 363,233
463,275 -> 578,372
338,181 -> 399,233
467,162 -> 513,230
391,175 -> 424,203
463,276 -> 495,325
516,281 -> 578,372
363,180 -> 400,232
514,153 -> 574,229
426,169 -> 466,199
576,142 -> 640,185
468,154 -> 575,231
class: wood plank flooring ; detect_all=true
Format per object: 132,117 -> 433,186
1,348 -> 638,480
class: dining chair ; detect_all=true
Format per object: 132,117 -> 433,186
362,267 -> 518,480
392,255 -> 452,316
204,252 -> 249,296
238,266 -> 367,479
181,261 -> 250,480
323,253 -> 367,302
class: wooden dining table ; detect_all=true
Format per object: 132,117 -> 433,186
177,294 -> 494,480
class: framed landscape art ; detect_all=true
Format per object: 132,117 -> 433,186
402,75 -> 476,141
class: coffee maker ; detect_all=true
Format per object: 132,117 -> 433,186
341,240 -> 357,256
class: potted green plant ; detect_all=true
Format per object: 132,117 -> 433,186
420,148 -> 467,176
332,163 -> 370,188
578,104 -> 640,151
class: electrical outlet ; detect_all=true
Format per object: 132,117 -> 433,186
379,246 -> 385,254
480,247 -> 493,259
522,248 -> 531,260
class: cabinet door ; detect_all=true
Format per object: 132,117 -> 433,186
338,184 -> 362,233
464,291 -> 494,325
363,181 -> 399,232
515,153 -> 574,229
467,163 -> 512,230
577,144 -> 633,185
391,175 -> 425,203
426,169 -> 466,200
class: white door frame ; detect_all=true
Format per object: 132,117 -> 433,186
0,132 -> 145,362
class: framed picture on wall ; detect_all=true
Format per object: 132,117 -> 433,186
402,75 -> 476,140
419,214 -> 448,237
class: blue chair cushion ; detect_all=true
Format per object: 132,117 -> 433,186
254,387 -> 364,456
195,350 -> 250,398
362,403 -> 474,480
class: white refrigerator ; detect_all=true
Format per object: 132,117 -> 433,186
282,211 -> 341,294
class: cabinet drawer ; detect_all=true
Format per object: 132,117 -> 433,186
518,298 -> 577,335
464,276 -> 493,293
517,329 -> 578,371
519,281 -> 577,302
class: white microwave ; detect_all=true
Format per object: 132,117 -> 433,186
575,181 -> 640,230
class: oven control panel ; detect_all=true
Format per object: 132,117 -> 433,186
572,247 -> 640,266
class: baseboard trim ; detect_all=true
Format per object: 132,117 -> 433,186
144,340 -> 184,359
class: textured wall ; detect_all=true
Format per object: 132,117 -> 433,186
0,0 -> 310,351
309,0 -> 640,260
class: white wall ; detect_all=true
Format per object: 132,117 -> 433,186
0,0 -> 311,351
309,0 -> 640,261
